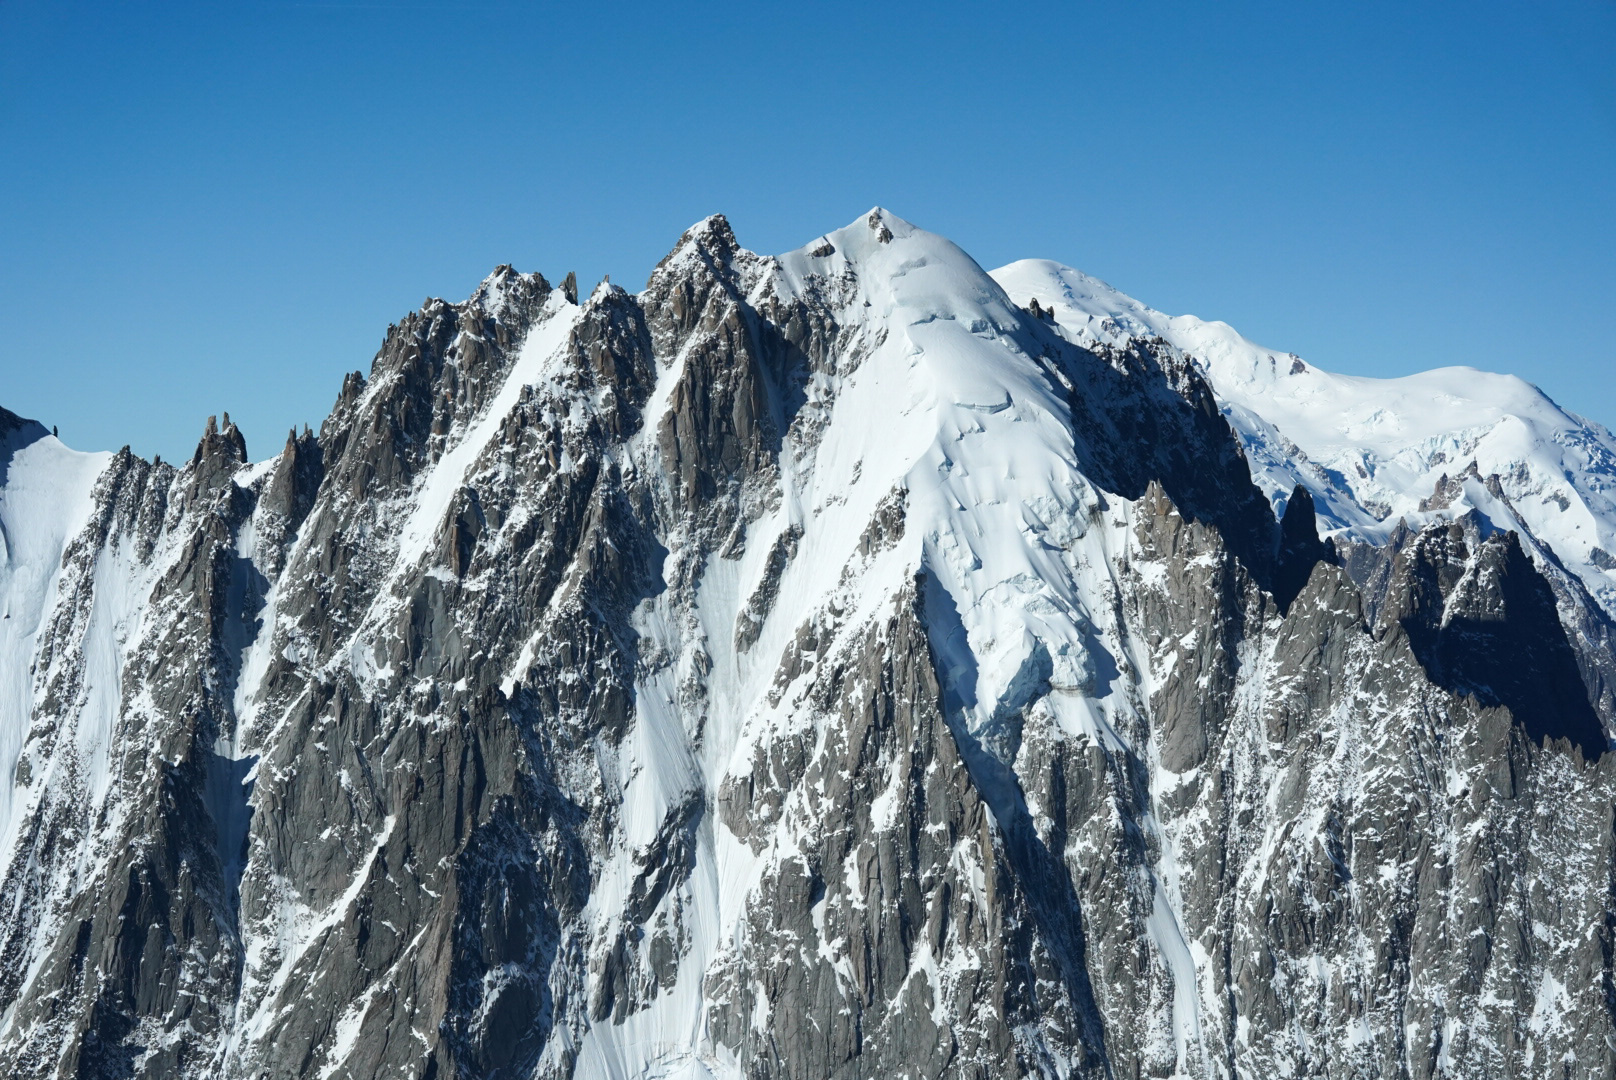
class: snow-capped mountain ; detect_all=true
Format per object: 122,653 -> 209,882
0,210 -> 1610,1080
991,259 -> 1616,619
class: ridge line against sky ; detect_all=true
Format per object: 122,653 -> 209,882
2,0 -> 1612,464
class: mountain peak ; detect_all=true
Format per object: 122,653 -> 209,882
655,212 -> 741,275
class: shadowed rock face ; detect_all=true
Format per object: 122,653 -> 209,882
1344,514 -> 1612,759
0,212 -> 1611,1080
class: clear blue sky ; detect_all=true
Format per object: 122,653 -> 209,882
3,0 -> 1613,463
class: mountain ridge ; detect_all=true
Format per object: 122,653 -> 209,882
0,208 -> 1609,1079
990,256 -> 1616,620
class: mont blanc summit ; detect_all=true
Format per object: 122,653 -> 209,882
0,209 -> 1611,1079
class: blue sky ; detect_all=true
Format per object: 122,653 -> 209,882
3,0 -> 1613,463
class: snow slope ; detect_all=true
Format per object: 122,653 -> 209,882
0,419 -> 110,842
991,259 -> 1616,617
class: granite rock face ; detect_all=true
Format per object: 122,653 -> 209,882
0,211 -> 1611,1080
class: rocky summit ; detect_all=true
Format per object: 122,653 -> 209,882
0,209 -> 1613,1080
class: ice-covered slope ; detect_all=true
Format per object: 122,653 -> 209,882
0,412 -> 111,841
991,260 -> 1616,617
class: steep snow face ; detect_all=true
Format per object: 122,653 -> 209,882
991,259 -> 1616,616
0,418 -> 110,840
767,212 -> 1121,759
